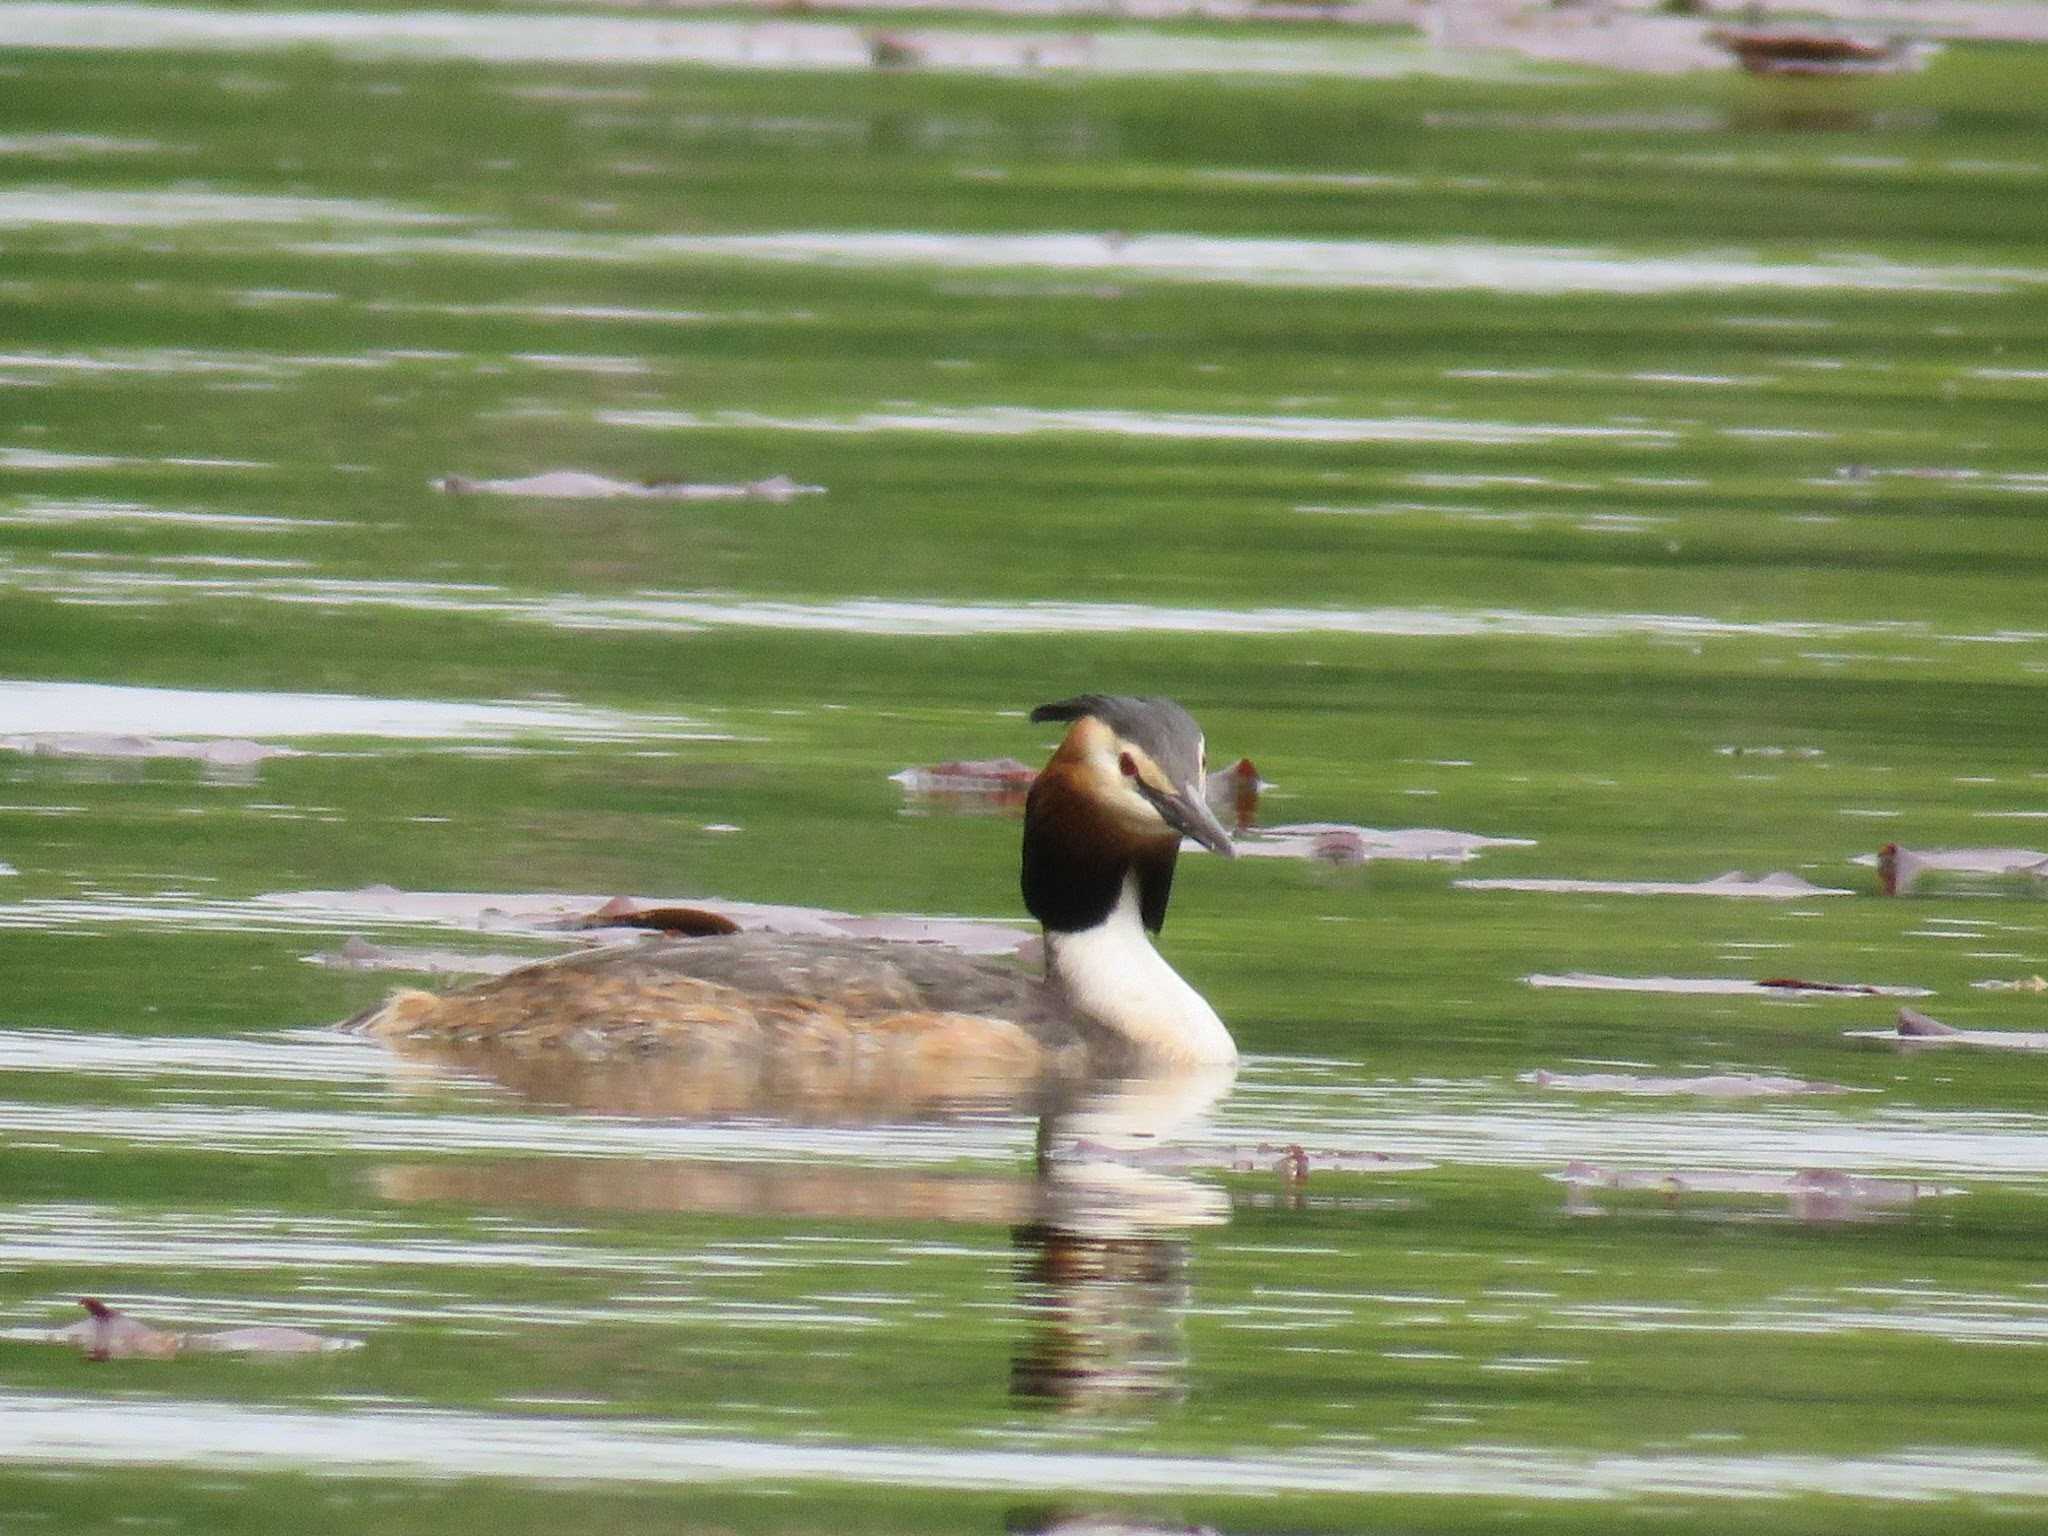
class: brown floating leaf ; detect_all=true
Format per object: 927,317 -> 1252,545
1896,1007 -> 1958,1038
1708,28 -> 1923,77
551,899 -> 743,936
608,906 -> 744,937
54,1298 -> 356,1360
1204,757 -> 1265,831
1759,977 -> 1882,995
1236,824 -> 1533,865
433,471 -> 821,502
1552,1163 -> 1960,1222
1875,843 -> 2048,896
308,936 -> 533,977
68,1297 -> 181,1361
890,757 -> 1037,809
1844,1008 -> 2048,1051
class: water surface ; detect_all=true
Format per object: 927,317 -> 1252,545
5,12 -> 2048,1532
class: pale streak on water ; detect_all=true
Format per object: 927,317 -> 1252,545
0,132 -> 164,158
598,404 -> 1679,444
2,1029 -> 2044,1182
362,298 -> 808,325
0,498 -> 335,531
0,2 -> 1543,80
0,678 -> 724,743
6,1394 -> 2048,1499
7,561 -> 2022,646
1553,1295 -> 2048,1344
0,1093 -> 1023,1165
0,347 -> 413,374
13,180 -> 2038,300
0,447 -> 272,470
286,228 -> 2048,297
0,187 -> 459,228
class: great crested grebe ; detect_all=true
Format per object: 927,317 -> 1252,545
354,695 -> 1240,1085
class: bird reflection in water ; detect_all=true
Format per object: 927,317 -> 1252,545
370,1046 -> 1237,1411
1009,1215 -> 1194,1408
1009,1069 -> 1233,1409
1007,1073 -> 1228,1409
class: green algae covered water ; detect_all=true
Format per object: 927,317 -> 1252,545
4,9 -> 2048,1529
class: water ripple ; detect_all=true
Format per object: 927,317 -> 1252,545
4,1394 -> 2048,1500
0,564 -> 1981,643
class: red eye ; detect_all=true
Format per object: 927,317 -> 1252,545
1119,752 -> 1138,778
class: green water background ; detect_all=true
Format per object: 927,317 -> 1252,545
3,15 -> 2048,1529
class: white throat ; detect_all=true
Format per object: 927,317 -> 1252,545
1044,877 -> 1237,1067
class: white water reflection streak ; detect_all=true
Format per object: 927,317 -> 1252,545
5,1036 -> 2048,1182
618,231 -> 2048,296
5,1394 -> 2048,1501
0,4 -> 1571,80
0,679 -> 722,742
1216,1067 -> 2048,1183
0,187 -> 459,229
282,228 -> 2048,297
0,1096 -> 1023,1165
602,404 -> 1675,444
0,566 -> 1971,644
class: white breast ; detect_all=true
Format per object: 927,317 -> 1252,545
1043,877 -> 1237,1067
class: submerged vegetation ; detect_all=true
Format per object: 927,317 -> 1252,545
2,7 -> 2048,1530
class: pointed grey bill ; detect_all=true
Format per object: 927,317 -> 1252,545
1138,778 -> 1236,856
